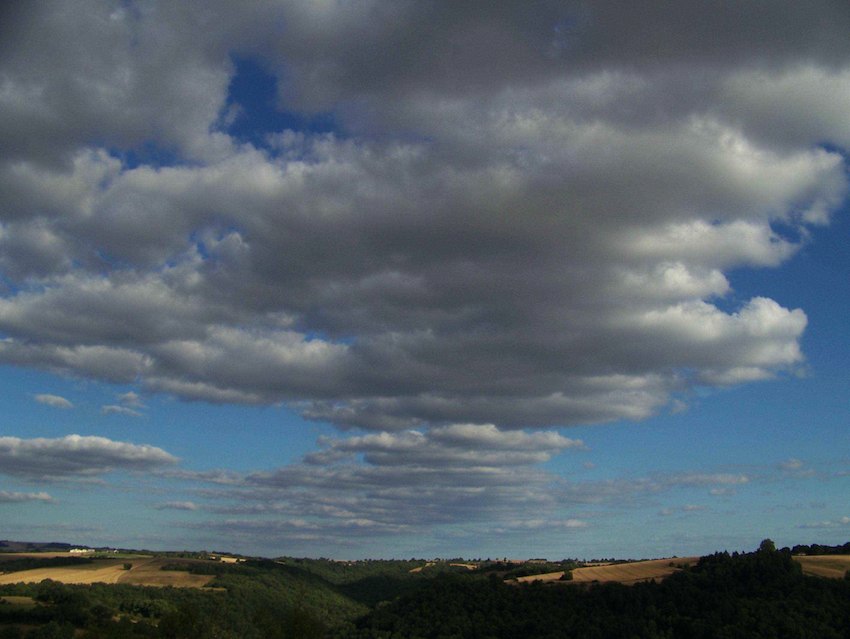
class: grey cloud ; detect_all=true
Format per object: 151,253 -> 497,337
173,424 -> 575,541
0,435 -> 178,481
170,430 -> 755,547
556,471 -> 751,506
0,340 -> 149,384
0,2 -> 847,434
253,1 -> 850,114
0,1 -> 234,167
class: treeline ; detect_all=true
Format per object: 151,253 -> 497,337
790,541 -> 850,556
2,543 -> 849,638
339,542 -> 850,638
0,557 -> 94,575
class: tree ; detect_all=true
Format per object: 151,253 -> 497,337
758,539 -> 776,553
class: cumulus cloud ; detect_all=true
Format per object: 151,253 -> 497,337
0,435 -> 178,481
0,4 -> 849,549
0,1 -> 844,437
34,394 -> 73,409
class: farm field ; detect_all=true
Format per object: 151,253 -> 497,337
0,556 -> 214,588
514,557 -> 699,585
794,554 -> 850,578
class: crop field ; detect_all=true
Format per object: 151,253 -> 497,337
0,556 -> 213,588
794,555 -> 850,579
514,557 -> 699,585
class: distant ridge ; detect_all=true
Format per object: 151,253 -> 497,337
0,540 -> 77,552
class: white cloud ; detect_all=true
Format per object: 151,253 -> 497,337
780,458 -> 804,471
34,394 -> 73,409
799,516 -> 850,529
155,501 -> 198,512
0,490 -> 54,504
118,391 -> 144,408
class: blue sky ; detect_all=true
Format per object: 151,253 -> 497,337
1,1 -> 849,559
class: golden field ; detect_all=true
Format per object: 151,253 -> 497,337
0,555 -> 213,588
514,557 -> 700,585
794,554 -> 850,579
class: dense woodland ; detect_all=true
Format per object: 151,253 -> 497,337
0,541 -> 847,638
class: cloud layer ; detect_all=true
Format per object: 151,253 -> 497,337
1,2 -> 847,433
1,4 -> 849,556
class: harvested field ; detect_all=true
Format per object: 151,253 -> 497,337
0,556 -> 214,588
409,562 -> 435,573
513,570 -> 567,583
514,557 -> 699,585
795,555 -> 850,579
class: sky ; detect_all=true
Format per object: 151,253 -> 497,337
0,1 -> 849,560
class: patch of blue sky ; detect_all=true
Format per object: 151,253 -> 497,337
0,364 -> 328,474
107,141 -> 186,171
726,200 -> 850,373
222,55 -> 340,153
140,397 -> 331,472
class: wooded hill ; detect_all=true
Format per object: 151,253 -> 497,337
0,541 -> 847,638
